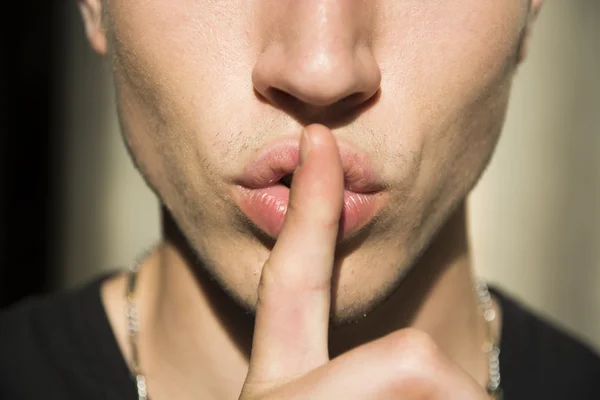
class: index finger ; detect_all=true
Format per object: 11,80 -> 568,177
247,124 -> 345,384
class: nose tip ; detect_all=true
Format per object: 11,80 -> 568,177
251,2 -> 381,122
253,44 -> 381,109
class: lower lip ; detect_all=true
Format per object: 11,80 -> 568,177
233,185 -> 386,239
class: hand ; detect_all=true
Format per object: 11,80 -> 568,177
240,124 -> 489,399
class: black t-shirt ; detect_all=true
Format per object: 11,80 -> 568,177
1,275 -> 599,399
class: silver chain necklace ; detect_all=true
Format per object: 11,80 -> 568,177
125,266 -> 502,400
126,266 -> 148,400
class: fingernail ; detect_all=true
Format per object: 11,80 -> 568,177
299,128 -> 311,166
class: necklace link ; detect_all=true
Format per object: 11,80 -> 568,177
126,266 -> 502,399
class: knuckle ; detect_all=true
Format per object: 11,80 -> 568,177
381,329 -> 445,395
388,328 -> 441,364
255,261 -> 280,308
257,258 -> 330,309
257,261 -> 275,295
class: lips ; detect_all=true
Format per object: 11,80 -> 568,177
231,137 -> 388,240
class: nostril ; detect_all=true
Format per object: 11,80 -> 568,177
267,86 -> 368,109
268,88 -> 303,110
338,92 -> 370,108
264,87 -> 378,125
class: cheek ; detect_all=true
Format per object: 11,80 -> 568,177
369,2 -> 524,227
378,1 -> 524,116
414,4 -> 523,183
394,4 -> 520,142
108,0 -> 254,165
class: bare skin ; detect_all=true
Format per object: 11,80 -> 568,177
79,1 -> 543,399
240,125 -> 493,399
102,127 -> 501,400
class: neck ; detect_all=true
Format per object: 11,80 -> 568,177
130,203 -> 489,399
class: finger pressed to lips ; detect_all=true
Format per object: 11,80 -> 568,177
241,126 -> 490,399
231,125 -> 388,239
247,124 -> 344,384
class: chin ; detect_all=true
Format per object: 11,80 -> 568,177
329,275 -> 404,326
198,232 -> 415,326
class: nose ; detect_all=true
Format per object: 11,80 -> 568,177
252,1 -> 381,123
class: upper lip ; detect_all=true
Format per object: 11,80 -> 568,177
233,137 -> 387,193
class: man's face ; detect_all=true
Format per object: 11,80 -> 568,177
91,0 -> 537,320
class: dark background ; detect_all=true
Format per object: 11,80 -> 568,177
1,0 -> 65,307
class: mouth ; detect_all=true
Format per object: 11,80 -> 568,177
231,137 -> 389,240
279,173 -> 294,188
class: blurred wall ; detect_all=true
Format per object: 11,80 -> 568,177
469,1 -> 600,349
59,3 -> 160,287
60,2 -> 600,349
